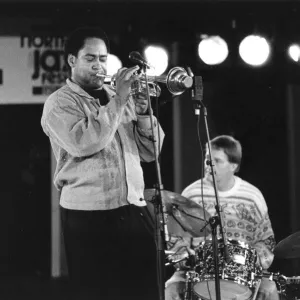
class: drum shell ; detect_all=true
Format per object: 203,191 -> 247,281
193,239 -> 262,300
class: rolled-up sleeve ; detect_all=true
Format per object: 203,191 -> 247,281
42,91 -> 126,157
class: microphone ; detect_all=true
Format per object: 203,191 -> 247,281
194,76 -> 203,102
191,75 -> 203,115
129,51 -> 152,69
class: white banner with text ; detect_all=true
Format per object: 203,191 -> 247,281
0,35 -> 67,104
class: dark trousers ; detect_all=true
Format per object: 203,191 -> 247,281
60,204 -> 159,300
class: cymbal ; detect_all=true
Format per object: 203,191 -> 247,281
274,231 -> 300,259
144,189 -> 211,238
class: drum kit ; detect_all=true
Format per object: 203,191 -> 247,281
144,189 -> 300,300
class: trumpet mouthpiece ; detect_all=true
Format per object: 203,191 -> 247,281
95,73 -> 106,78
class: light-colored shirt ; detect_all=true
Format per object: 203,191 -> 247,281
41,79 -> 164,210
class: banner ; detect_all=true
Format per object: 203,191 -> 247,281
0,35 -> 68,104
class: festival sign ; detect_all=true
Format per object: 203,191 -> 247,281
0,35 -> 68,104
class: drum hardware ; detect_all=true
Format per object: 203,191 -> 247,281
202,113 -> 232,300
182,252 -> 200,300
234,276 -> 248,285
262,271 -> 300,298
184,269 -> 200,300
166,245 -> 300,300
165,251 -> 190,267
251,279 -> 262,300
148,190 -> 300,299
262,271 -> 287,295
193,239 -> 262,300
272,231 -> 300,299
144,189 -> 211,238
165,250 -> 176,255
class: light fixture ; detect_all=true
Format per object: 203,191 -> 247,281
198,35 -> 229,65
239,35 -> 271,66
143,45 -> 169,76
106,54 -> 122,78
288,43 -> 300,63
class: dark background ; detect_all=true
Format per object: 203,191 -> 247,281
1,0 -> 300,296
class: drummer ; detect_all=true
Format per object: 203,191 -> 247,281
165,135 -> 279,300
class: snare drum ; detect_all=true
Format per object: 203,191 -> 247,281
193,239 -> 262,300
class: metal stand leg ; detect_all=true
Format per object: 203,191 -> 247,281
184,270 -> 200,300
251,279 -> 262,300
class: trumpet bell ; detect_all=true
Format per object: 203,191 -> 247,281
165,67 -> 193,96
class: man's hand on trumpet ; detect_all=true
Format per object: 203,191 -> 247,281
114,65 -> 149,115
115,65 -> 140,104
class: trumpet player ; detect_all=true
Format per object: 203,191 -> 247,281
41,26 -> 164,300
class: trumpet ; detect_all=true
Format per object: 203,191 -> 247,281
96,67 -> 193,97
97,73 -> 161,97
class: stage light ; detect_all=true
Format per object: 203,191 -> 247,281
106,54 -> 122,77
288,44 -> 300,62
143,45 -> 169,76
239,35 -> 271,66
198,35 -> 229,65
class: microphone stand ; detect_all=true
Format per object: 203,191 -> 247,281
139,63 -> 166,300
192,75 -> 230,300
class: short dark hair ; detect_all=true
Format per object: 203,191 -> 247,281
208,135 -> 242,172
64,26 -> 110,70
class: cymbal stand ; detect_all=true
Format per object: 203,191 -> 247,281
184,271 -> 200,300
262,271 -> 288,298
139,63 -> 167,300
184,254 -> 200,300
191,75 -> 230,300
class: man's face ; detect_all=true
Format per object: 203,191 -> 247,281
205,148 -> 237,183
68,37 -> 108,90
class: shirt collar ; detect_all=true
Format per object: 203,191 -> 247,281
66,78 -> 116,104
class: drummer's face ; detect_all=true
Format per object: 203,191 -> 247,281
205,148 -> 236,183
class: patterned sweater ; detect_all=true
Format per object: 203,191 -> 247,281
182,176 -> 276,269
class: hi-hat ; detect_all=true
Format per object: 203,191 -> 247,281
274,231 -> 300,259
144,189 -> 211,238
